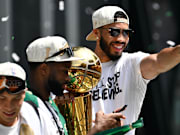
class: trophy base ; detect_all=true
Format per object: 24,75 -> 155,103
55,93 -> 92,135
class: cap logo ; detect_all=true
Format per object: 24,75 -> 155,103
11,68 -> 16,76
0,77 -> 6,89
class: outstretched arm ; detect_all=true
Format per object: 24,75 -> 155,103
140,45 -> 180,80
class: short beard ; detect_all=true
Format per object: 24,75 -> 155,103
48,77 -> 64,96
99,37 -> 121,61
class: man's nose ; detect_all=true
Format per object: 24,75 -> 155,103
4,100 -> 15,111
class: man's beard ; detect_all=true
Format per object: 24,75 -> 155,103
48,77 -> 64,96
100,37 -> 122,61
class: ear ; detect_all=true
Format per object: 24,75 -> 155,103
39,63 -> 49,76
93,29 -> 101,40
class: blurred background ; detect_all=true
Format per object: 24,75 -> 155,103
0,0 -> 180,134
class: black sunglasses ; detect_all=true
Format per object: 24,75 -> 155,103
102,27 -> 134,38
0,76 -> 25,94
44,47 -> 74,62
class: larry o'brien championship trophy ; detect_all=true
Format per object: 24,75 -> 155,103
55,47 -> 144,135
55,47 -> 101,135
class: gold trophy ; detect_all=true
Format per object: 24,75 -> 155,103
55,47 -> 102,135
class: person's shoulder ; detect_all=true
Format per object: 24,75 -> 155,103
20,102 -> 40,119
121,51 -> 149,60
122,51 -> 149,56
21,101 -> 57,135
24,91 -> 39,107
24,91 -> 47,111
20,101 -> 42,133
131,51 -> 149,56
114,52 -> 149,67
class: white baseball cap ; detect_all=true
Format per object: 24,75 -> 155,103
86,6 -> 129,41
0,62 -> 26,81
26,36 -> 82,62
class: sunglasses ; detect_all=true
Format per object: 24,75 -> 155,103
0,76 -> 25,94
44,47 -> 74,62
102,27 -> 134,38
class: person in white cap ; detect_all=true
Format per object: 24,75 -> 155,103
86,5 -> 180,135
0,62 -> 52,135
25,35 -> 126,135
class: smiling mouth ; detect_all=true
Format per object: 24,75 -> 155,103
112,44 -> 125,51
3,112 -> 16,117
114,45 -> 123,49
112,42 -> 125,49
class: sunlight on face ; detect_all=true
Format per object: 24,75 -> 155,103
99,23 -> 130,61
0,91 -> 25,126
47,62 -> 72,96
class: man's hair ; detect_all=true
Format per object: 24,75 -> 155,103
114,11 -> 128,22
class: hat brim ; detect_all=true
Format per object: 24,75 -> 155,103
46,56 -> 84,62
86,31 -> 97,41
